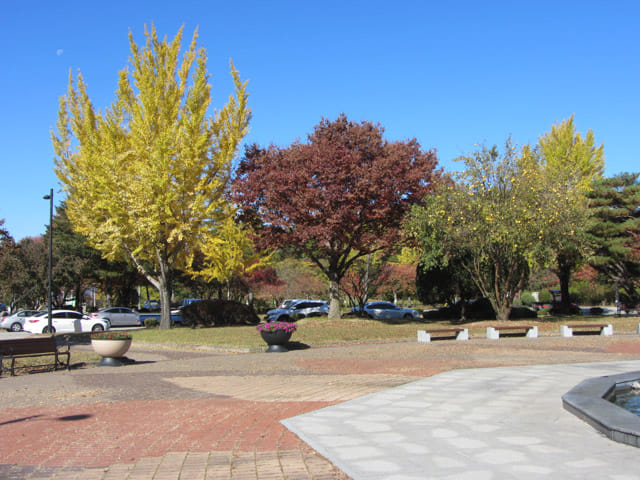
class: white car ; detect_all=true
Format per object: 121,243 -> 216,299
23,310 -> 109,334
0,310 -> 41,332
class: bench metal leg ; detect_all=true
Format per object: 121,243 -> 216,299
601,324 -> 613,336
526,326 -> 538,338
486,327 -> 499,340
456,329 -> 469,341
561,325 -> 573,337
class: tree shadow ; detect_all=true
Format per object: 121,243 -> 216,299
0,415 -> 43,426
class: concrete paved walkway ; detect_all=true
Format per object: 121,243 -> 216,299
2,333 -> 640,478
285,360 -> 640,480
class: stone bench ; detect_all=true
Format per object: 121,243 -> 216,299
486,325 -> 538,340
418,328 -> 469,343
561,324 -> 613,337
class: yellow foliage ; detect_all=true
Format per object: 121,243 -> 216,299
52,25 -> 251,291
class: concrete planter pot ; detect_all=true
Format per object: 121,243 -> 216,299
91,338 -> 132,366
260,329 -> 293,352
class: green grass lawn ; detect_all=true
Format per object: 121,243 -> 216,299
4,314 -> 638,375
123,314 -> 640,350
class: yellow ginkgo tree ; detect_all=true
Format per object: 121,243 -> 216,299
52,25 -> 250,329
534,115 -> 604,312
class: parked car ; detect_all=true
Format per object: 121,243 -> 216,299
355,301 -> 421,320
90,307 -> 142,327
23,310 -> 109,334
143,299 -> 160,311
0,310 -> 42,332
278,299 -> 304,309
266,299 -> 329,322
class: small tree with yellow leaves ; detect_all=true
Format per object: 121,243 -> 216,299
52,25 -> 250,329
406,140 -> 564,320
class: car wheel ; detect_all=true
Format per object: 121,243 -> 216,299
403,313 -> 413,319
42,326 -> 56,334
91,324 -> 105,332
10,322 -> 22,332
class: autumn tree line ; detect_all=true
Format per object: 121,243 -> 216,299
1,26 -> 639,327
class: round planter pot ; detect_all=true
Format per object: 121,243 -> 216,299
91,338 -> 132,366
260,329 -> 293,353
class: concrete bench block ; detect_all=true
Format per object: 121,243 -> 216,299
456,329 -> 469,341
417,330 -> 430,343
561,325 -> 573,337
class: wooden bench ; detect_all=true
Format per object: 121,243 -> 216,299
486,325 -> 538,339
561,324 -> 613,337
418,328 -> 469,343
0,337 -> 70,376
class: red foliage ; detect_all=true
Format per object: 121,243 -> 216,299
233,114 -> 439,287
573,264 -> 598,282
243,267 -> 285,300
377,263 -> 417,298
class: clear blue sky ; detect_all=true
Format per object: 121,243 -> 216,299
1,0 -> 638,241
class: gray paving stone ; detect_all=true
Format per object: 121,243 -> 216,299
283,360 -> 640,480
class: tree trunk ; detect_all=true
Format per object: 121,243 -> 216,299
328,274 -> 341,319
157,257 -> 172,330
158,280 -> 172,329
556,254 -> 573,313
363,254 -> 371,306
494,303 -> 512,321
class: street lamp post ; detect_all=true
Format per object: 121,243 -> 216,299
43,189 -> 53,333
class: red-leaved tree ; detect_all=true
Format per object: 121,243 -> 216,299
233,114 -> 439,317
376,262 -> 417,305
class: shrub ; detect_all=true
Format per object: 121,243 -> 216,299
537,290 -> 552,304
519,292 -> 536,306
181,299 -> 260,327
143,318 -> 158,328
569,280 -> 615,305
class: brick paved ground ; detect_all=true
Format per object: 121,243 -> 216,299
1,332 -> 640,479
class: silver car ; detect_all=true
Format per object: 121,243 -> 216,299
361,302 -> 420,320
0,310 -> 42,332
266,299 -> 329,322
90,307 -> 142,327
